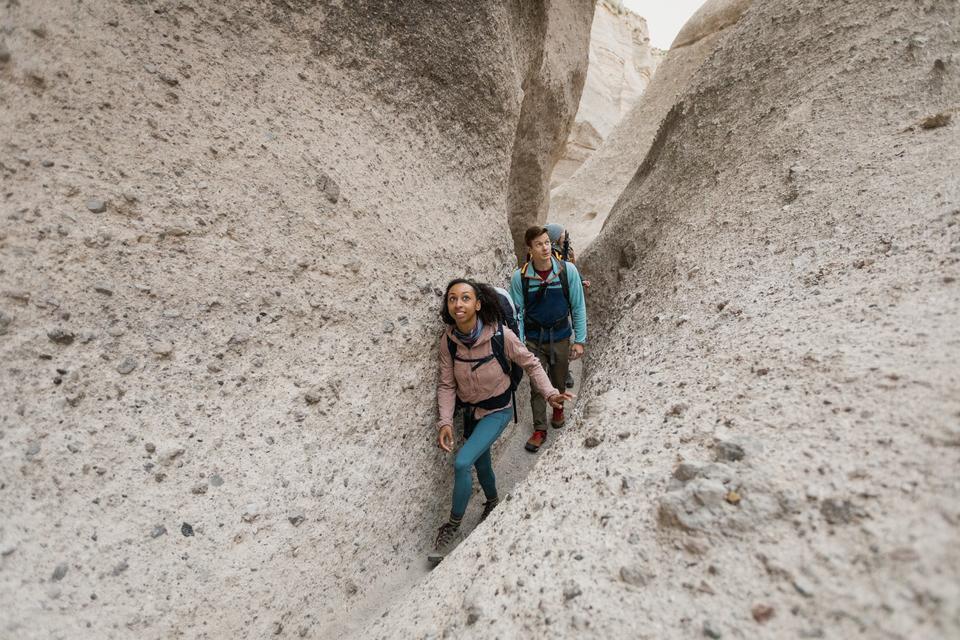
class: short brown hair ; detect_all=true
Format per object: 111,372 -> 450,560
524,225 -> 549,247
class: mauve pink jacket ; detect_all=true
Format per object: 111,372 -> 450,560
437,324 -> 560,429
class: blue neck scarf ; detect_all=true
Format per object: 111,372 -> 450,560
453,318 -> 483,347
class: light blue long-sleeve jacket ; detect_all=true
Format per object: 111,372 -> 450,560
509,257 -> 587,345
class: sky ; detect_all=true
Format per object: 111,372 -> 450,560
622,0 -> 706,50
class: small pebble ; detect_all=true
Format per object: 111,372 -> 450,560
181,522 -> 194,537
703,621 -> 722,639
86,198 -> 107,213
116,358 -> 137,375
47,328 -> 75,345
51,563 -> 68,581
288,514 -> 305,527
152,341 -> 174,356
752,603 -> 775,623
150,525 -> 167,538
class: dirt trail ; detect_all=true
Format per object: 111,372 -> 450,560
336,359 -> 584,634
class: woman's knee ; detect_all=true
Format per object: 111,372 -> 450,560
453,454 -> 473,475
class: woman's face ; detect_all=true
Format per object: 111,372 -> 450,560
447,283 -> 480,327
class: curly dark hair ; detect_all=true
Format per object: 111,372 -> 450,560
440,279 -> 504,326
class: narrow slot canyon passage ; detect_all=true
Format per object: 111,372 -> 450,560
3,1 -> 958,639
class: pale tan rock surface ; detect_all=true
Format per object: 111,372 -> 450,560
363,1 -> 960,639
551,0 -> 752,245
550,1 -> 660,188
0,1 -> 592,638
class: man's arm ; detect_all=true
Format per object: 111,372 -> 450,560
509,269 -> 525,343
566,263 -> 587,345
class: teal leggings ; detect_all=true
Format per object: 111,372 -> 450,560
451,407 -> 512,518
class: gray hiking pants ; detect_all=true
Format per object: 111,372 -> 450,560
525,337 -> 570,431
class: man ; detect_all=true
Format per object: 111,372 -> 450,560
510,225 -> 588,453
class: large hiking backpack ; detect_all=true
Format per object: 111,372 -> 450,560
492,286 -> 519,339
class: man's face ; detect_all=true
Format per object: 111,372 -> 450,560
529,232 -> 552,263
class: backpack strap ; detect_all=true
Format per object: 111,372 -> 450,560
489,324 -> 511,377
448,332 -> 504,373
558,260 -> 571,310
490,323 -> 519,424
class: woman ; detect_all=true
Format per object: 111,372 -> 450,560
433,279 -> 574,556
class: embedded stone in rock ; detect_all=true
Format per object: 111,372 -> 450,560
619,565 -> 648,587
209,474 -> 224,487
0,310 -> 12,335
584,436 -> 601,448
288,514 -> 305,527
180,522 -> 194,537
666,403 -> 687,417
820,498 -> 859,525
116,358 -> 137,375
316,172 -> 340,203
86,198 -> 107,213
191,483 -> 208,495
47,328 -> 75,345
111,560 -> 129,576
703,621 -> 722,639
152,341 -> 174,357
562,582 -> 582,601
51,563 -> 68,581
150,525 -> 166,538
714,441 -> 745,462
751,604 -> 775,623
920,112 -> 951,129
673,462 -> 703,482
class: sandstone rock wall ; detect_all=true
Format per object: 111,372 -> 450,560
0,2 -> 593,637
505,0 -> 594,261
549,0 -> 660,189
364,1 -> 960,638
551,0 -> 752,245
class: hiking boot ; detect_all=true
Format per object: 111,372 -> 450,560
565,371 -> 575,389
525,430 -> 547,452
434,521 -> 459,551
480,497 -> 500,523
551,407 -> 565,429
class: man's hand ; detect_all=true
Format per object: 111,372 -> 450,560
570,343 -> 585,360
437,425 -> 454,452
582,279 -> 591,290
547,392 -> 576,409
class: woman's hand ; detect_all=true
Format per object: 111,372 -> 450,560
570,343 -> 585,360
437,424 -> 454,452
547,392 -> 575,409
